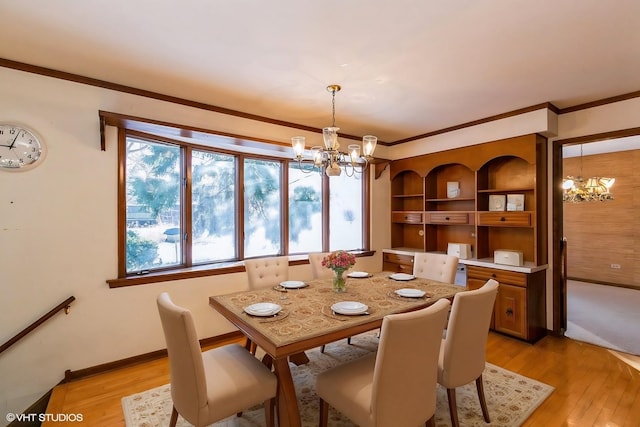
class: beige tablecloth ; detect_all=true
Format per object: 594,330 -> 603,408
212,272 -> 462,347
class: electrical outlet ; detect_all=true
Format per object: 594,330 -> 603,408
611,263 -> 621,269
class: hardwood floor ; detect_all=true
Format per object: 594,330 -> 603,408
45,332 -> 640,426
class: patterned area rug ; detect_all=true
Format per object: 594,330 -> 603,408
122,333 -> 553,427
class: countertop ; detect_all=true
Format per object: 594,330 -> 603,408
383,247 -> 548,274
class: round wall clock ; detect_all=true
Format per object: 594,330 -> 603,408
0,123 -> 46,171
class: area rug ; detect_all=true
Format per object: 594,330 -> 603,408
122,333 -> 553,427
566,280 -> 640,356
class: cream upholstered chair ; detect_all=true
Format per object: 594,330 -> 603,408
413,252 -> 459,283
244,256 -> 289,353
244,255 -> 289,290
316,299 -> 451,427
157,293 -> 277,427
438,279 -> 499,427
308,252 -> 334,280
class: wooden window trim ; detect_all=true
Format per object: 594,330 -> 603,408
107,116 -> 373,288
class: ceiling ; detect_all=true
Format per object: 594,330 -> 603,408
2,1 -> 640,143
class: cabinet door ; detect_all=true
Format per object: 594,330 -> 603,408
494,284 -> 527,339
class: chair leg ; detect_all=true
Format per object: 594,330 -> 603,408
250,341 -> 258,355
264,397 -> 276,427
320,344 -> 326,353
475,375 -> 491,423
169,405 -> 178,427
446,388 -> 460,427
244,337 -> 252,352
347,336 -> 352,345
318,398 -> 329,427
425,415 -> 435,427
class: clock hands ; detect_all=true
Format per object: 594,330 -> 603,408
8,131 -> 21,149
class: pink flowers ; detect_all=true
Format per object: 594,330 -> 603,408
322,250 -> 356,272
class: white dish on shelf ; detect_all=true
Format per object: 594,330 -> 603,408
389,273 -> 416,281
243,302 -> 282,317
331,301 -> 368,315
280,280 -> 307,289
395,288 -> 426,298
347,271 -> 369,278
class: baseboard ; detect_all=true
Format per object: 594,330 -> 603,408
63,330 -> 244,382
567,276 -> 639,290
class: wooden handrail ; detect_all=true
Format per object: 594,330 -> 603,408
0,296 -> 75,355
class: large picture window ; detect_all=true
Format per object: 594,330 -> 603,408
116,127 -> 369,283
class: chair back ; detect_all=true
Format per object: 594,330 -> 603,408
308,252 -> 334,279
440,279 -> 499,387
157,293 -> 207,423
413,252 -> 459,283
244,256 -> 289,289
371,299 -> 450,426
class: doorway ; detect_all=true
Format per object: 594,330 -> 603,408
552,130 -> 640,345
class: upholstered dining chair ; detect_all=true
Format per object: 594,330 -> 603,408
308,252 -> 334,280
309,252 -> 354,353
244,255 -> 290,290
316,299 -> 451,427
437,279 -> 499,427
156,293 -> 277,427
244,256 -> 290,354
413,252 -> 459,283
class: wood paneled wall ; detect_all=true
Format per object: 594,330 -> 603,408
563,149 -> 640,289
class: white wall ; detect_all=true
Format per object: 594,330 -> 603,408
2,64 -> 639,422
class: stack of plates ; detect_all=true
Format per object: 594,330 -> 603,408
389,273 -> 416,281
347,271 -> 369,278
331,301 -> 368,315
395,288 -> 426,298
243,302 -> 282,317
279,280 -> 307,289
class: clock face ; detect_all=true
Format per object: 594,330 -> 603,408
0,124 -> 45,171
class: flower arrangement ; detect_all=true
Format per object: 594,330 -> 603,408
322,250 -> 356,292
322,250 -> 356,273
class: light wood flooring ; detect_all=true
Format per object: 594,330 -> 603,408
45,332 -> 640,427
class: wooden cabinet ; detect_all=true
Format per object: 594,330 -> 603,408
389,133 -> 547,266
467,265 -> 546,342
388,134 -> 548,341
382,252 -> 414,273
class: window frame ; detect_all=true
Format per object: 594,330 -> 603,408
108,125 -> 372,288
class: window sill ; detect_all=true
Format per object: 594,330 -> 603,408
107,250 -> 375,288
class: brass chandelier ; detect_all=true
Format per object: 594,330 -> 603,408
291,85 -> 377,177
562,144 -> 615,203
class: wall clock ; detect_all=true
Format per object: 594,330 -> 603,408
0,123 -> 46,171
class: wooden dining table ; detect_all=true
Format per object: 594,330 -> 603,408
209,271 -> 463,427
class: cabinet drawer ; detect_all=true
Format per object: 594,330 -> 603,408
383,252 -> 414,266
478,211 -> 531,227
426,212 -> 470,224
467,265 -> 526,287
392,212 -> 423,224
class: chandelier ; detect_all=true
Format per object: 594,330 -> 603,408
291,84 -> 377,177
562,144 -> 615,203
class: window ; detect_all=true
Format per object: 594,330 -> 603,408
115,125 -> 369,283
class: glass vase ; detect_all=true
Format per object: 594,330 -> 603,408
333,269 -> 347,293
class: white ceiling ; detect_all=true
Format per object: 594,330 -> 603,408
2,0 -> 640,143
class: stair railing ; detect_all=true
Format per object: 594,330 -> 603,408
0,296 -> 75,355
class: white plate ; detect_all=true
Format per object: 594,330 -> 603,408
347,271 -> 369,278
389,273 -> 416,281
280,280 -> 307,289
395,288 -> 426,298
331,301 -> 368,315
243,302 -> 282,317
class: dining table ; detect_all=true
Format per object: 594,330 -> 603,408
209,271 -> 463,427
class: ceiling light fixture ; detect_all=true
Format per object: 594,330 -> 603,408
562,144 -> 615,203
291,85 -> 377,177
